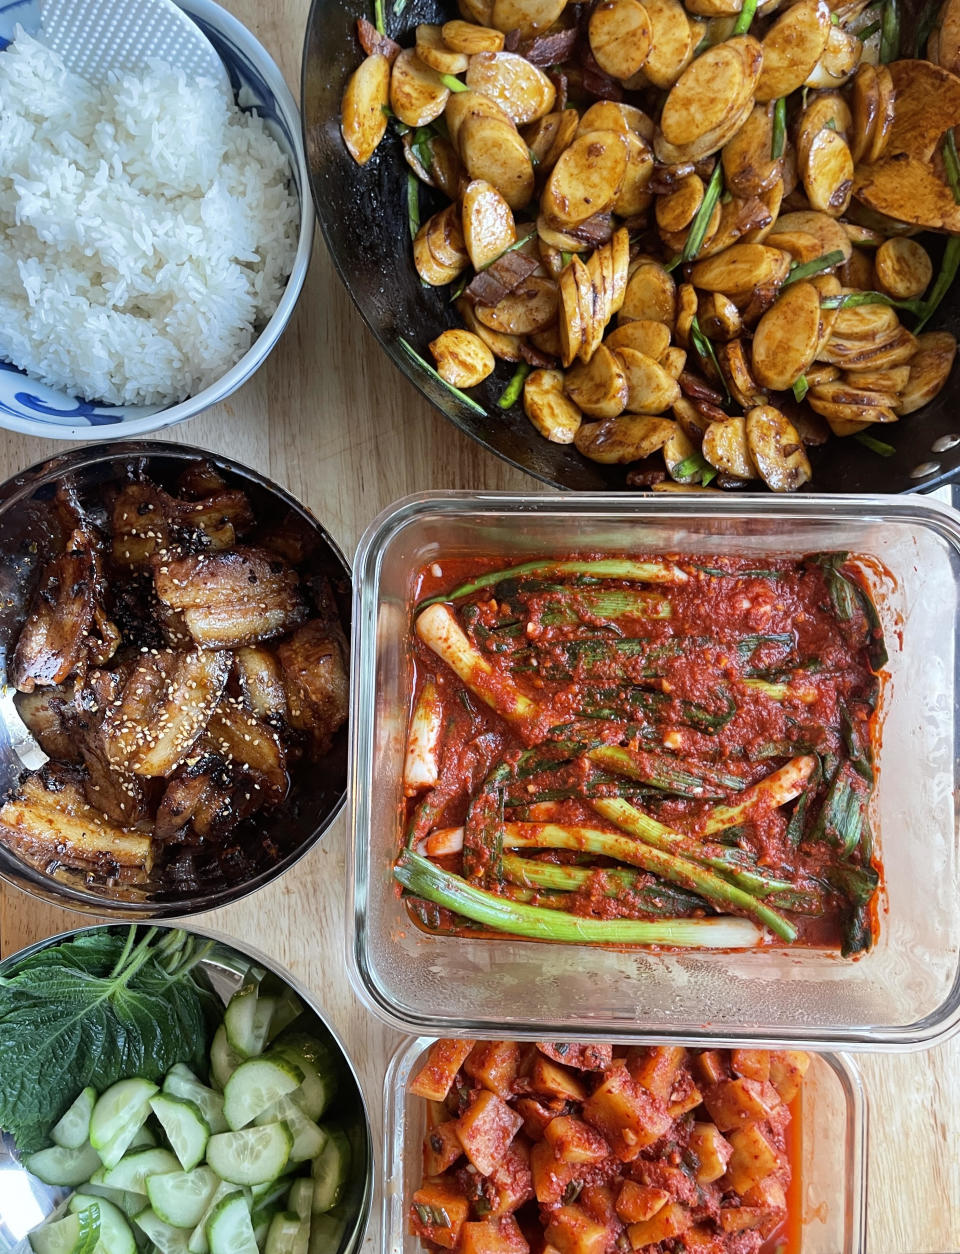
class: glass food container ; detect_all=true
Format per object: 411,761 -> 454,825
382,1037 -> 867,1254
348,492 -> 960,1048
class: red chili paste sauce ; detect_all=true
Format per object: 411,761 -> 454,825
400,553 -> 884,955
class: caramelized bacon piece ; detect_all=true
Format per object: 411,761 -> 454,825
206,698 -> 289,800
0,770 -> 153,871
234,647 -> 288,721
112,481 -> 255,566
13,685 -> 80,762
276,621 -> 349,754
155,752 -> 264,841
356,15 -> 401,62
153,548 -> 305,649
111,482 -> 172,566
520,28 -> 578,67
176,461 -> 228,499
12,529 -> 118,692
78,733 -> 154,827
171,491 -> 256,552
101,648 -> 230,777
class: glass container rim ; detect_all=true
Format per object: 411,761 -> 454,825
347,490 -> 960,1051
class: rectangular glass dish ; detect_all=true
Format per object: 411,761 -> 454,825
348,492 -> 960,1047
382,1037 -> 867,1254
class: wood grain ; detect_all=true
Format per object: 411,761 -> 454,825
0,3 -> 957,1251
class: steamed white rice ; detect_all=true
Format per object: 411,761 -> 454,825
0,30 -> 299,407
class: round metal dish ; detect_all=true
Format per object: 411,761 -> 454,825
0,441 -> 351,917
0,923 -> 373,1254
301,0 -> 960,493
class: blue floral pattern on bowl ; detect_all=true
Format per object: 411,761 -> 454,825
0,0 -> 312,440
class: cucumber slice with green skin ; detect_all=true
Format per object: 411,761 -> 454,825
134,1211 -> 190,1254
149,1095 -> 210,1171
187,1184 -> 243,1254
255,1098 -> 327,1164
99,1148 -> 181,1194
251,1207 -> 277,1249
128,1125 -> 158,1151
52,1087 -> 97,1150
271,1036 -> 338,1122
310,1126 -> 350,1214
286,1182 -> 312,1225
146,1167 -> 219,1230
206,1194 -> 258,1254
306,1210 -> 347,1254
224,989 -> 276,1060
91,1080 -> 159,1169
25,1142 -> 102,1186
264,1213 -> 301,1254
223,1057 -> 303,1132
266,991 -> 303,1044
205,1124 -> 292,1187
81,1184 -> 147,1223
29,1208 -> 100,1254
285,1184 -> 311,1254
249,1172 -> 295,1206
210,1027 -> 244,1093
164,1067 -> 228,1136
70,1195 -> 136,1254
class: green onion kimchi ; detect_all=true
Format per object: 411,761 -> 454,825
396,552 -> 886,956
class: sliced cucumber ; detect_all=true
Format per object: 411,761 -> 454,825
128,1125 -> 158,1151
256,1098 -> 327,1164
29,1209 -> 100,1254
99,1148 -> 181,1194
252,1210 -> 275,1249
51,1087 -> 97,1150
25,1142 -> 102,1186
266,991 -> 303,1043
249,1172 -> 295,1206
307,1209 -> 347,1254
287,1181 -> 312,1223
69,1194 -> 136,1254
223,1057 -> 303,1132
187,1184 -> 243,1254
164,1067 -> 228,1135
264,1213 -> 301,1254
150,1095 -> 210,1171
272,1036 -> 338,1123
311,1126 -> 350,1214
286,1183 -> 311,1254
206,1194 -> 258,1254
81,1184 -> 148,1223
134,1210 -> 191,1254
146,1167 -> 219,1230
90,1080 -> 159,1169
224,988 -> 276,1060
210,1027 -> 243,1093
206,1124 -> 292,1187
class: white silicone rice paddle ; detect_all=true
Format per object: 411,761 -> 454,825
40,0 -> 230,89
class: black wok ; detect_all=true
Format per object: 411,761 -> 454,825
301,0 -> 960,493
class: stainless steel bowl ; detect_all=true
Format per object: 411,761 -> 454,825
0,442 -> 351,917
0,923 -> 373,1254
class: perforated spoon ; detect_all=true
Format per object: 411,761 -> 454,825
40,0 -> 231,91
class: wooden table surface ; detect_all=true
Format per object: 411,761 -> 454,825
0,1 -> 958,1249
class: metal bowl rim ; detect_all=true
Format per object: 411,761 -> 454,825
0,919 -> 375,1254
0,441 -> 352,918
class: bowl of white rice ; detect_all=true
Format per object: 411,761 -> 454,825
0,0 -> 313,439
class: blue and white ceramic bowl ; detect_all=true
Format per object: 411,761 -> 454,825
0,0 -> 313,440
